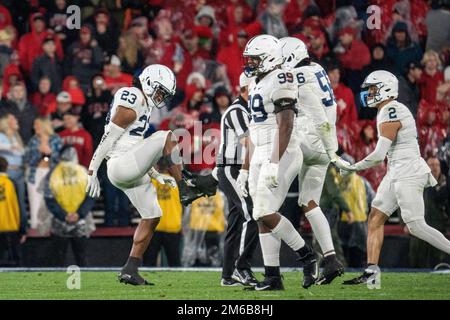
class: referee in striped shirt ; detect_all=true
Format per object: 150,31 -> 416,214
217,74 -> 258,286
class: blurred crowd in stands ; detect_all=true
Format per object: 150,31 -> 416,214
0,0 -> 449,269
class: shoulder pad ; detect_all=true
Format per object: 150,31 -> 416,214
114,87 -> 145,109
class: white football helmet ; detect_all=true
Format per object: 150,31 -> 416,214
360,70 -> 398,108
279,37 -> 309,70
139,64 -> 176,108
243,35 -> 283,77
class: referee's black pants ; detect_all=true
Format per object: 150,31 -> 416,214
217,166 -> 258,279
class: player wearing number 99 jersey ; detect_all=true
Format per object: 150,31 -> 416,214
238,35 -> 317,291
86,64 -> 213,286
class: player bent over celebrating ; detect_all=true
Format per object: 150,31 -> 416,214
334,70 -> 450,284
236,35 -> 317,291
86,64 -> 209,285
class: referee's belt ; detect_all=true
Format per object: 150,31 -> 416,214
216,164 -> 242,167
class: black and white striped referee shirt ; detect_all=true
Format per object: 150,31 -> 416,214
216,96 -> 250,166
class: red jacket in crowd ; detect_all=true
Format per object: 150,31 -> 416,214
0,4 -> 12,30
334,82 -> 358,129
58,128 -> 93,168
217,41 -> 245,90
337,39 -> 371,71
30,91 -> 57,116
419,71 -> 444,105
18,13 -> 64,74
104,72 -> 133,94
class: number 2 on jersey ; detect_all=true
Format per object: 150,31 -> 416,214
315,70 -> 336,107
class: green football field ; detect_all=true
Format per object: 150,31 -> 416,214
0,271 -> 449,300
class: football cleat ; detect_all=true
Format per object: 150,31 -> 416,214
316,255 -> 345,285
232,269 -> 258,286
118,272 -> 154,286
221,278 -> 243,287
254,275 -> 284,291
298,250 -> 318,289
343,271 -> 376,285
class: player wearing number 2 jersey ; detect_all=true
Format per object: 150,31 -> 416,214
279,37 -> 344,287
334,70 -> 450,285
236,35 -> 317,291
86,64 -> 211,285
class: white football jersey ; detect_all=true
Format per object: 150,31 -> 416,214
289,62 -> 338,153
377,100 -> 430,180
105,86 -> 154,158
247,69 -> 299,147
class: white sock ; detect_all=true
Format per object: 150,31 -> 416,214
271,215 -> 305,251
259,232 -> 281,266
407,220 -> 450,254
306,207 -> 335,257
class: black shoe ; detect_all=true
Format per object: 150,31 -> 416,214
178,179 -> 204,206
298,250 -> 318,289
183,170 -> 218,196
118,271 -> 154,286
343,271 -> 376,285
254,275 -> 284,291
221,278 -> 243,286
232,269 -> 258,286
316,255 -> 345,285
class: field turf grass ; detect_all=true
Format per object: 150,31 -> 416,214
0,271 -> 449,300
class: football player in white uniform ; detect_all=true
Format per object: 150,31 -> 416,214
236,35 -> 317,291
279,37 -> 345,286
334,70 -> 450,284
86,64 -> 210,285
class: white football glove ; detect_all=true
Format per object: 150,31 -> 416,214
86,171 -> 101,198
331,157 -> 356,175
236,169 -> 249,198
262,162 -> 279,189
150,168 -> 177,188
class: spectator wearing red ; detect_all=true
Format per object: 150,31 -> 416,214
334,27 -> 371,72
160,27 -> 209,92
352,121 -> 387,190
283,0 -> 317,33
148,15 -> 175,65
18,13 -> 63,75
30,36 -> 63,93
217,29 -> 249,90
328,64 -> 358,130
417,101 -> 446,158
103,55 -> 133,95
0,4 -> 12,30
308,28 -> 332,65
419,50 -> 445,105
30,76 -> 57,116
1,55 -> 22,99
58,109 -> 93,168
220,1 -> 261,47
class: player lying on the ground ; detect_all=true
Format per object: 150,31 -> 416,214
333,70 -> 450,284
86,64 -> 214,285
279,37 -> 344,287
236,35 -> 317,291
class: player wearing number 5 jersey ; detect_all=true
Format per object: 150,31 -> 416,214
236,35 -> 317,291
86,64 -> 210,285
334,70 -> 450,284
279,37 -> 344,287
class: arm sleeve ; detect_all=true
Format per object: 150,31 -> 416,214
77,196 -> 95,218
354,136 -> 392,171
45,197 -> 67,221
88,121 -> 126,172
